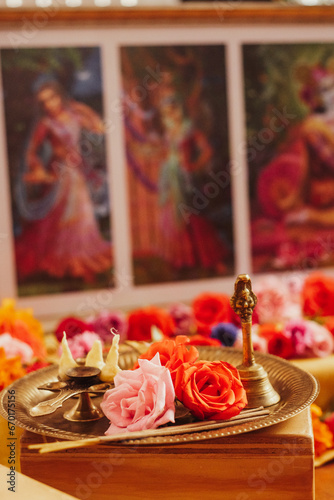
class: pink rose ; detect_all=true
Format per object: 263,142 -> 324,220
284,319 -> 334,358
284,319 -> 314,357
168,303 -> 196,336
58,331 -> 102,360
0,332 -> 34,364
254,275 -> 302,324
304,321 -> 334,358
254,278 -> 287,324
101,353 -> 175,435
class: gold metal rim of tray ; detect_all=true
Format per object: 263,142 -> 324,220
0,346 -> 319,445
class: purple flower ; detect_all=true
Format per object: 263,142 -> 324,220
168,303 -> 195,336
210,323 -> 238,347
87,310 -> 127,343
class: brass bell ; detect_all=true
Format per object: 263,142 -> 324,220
230,274 -> 280,408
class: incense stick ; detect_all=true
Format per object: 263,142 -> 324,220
29,407 -> 269,454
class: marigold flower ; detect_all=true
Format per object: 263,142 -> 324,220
311,404 -> 334,457
0,299 -> 46,359
0,347 -> 26,391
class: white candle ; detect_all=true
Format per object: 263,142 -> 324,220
85,340 -> 105,371
58,332 -> 78,380
100,333 -> 121,382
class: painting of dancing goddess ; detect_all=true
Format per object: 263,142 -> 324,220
1,47 -> 112,296
243,43 -> 334,274
120,45 -> 234,285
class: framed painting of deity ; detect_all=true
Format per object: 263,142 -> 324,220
243,43 -> 334,275
1,46 -> 113,299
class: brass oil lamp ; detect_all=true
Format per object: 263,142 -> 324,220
230,274 -> 280,408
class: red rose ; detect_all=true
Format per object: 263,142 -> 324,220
258,323 -> 294,359
127,306 -> 175,342
192,293 -> 232,336
54,317 -> 90,342
174,360 -> 247,420
302,272 -> 334,318
133,335 -> 199,382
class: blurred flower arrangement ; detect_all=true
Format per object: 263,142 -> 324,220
53,272 -> 334,361
0,299 -> 49,391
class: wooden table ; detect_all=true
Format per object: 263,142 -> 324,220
315,462 -> 334,499
20,409 -> 315,500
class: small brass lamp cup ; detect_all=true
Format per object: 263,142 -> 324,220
64,366 -> 104,422
230,274 -> 280,409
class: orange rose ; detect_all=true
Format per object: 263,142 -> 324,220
133,336 -> 199,382
127,306 -> 175,342
174,360 -> 247,420
192,293 -> 232,336
302,272 -> 334,317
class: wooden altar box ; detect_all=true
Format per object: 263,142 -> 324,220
20,408 -> 314,500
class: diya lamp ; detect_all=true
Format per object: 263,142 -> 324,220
30,333 -> 121,422
230,274 -> 280,408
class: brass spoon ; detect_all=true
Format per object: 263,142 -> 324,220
37,381 -> 68,392
29,382 -> 111,417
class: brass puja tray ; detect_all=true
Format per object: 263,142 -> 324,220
0,347 -> 318,444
